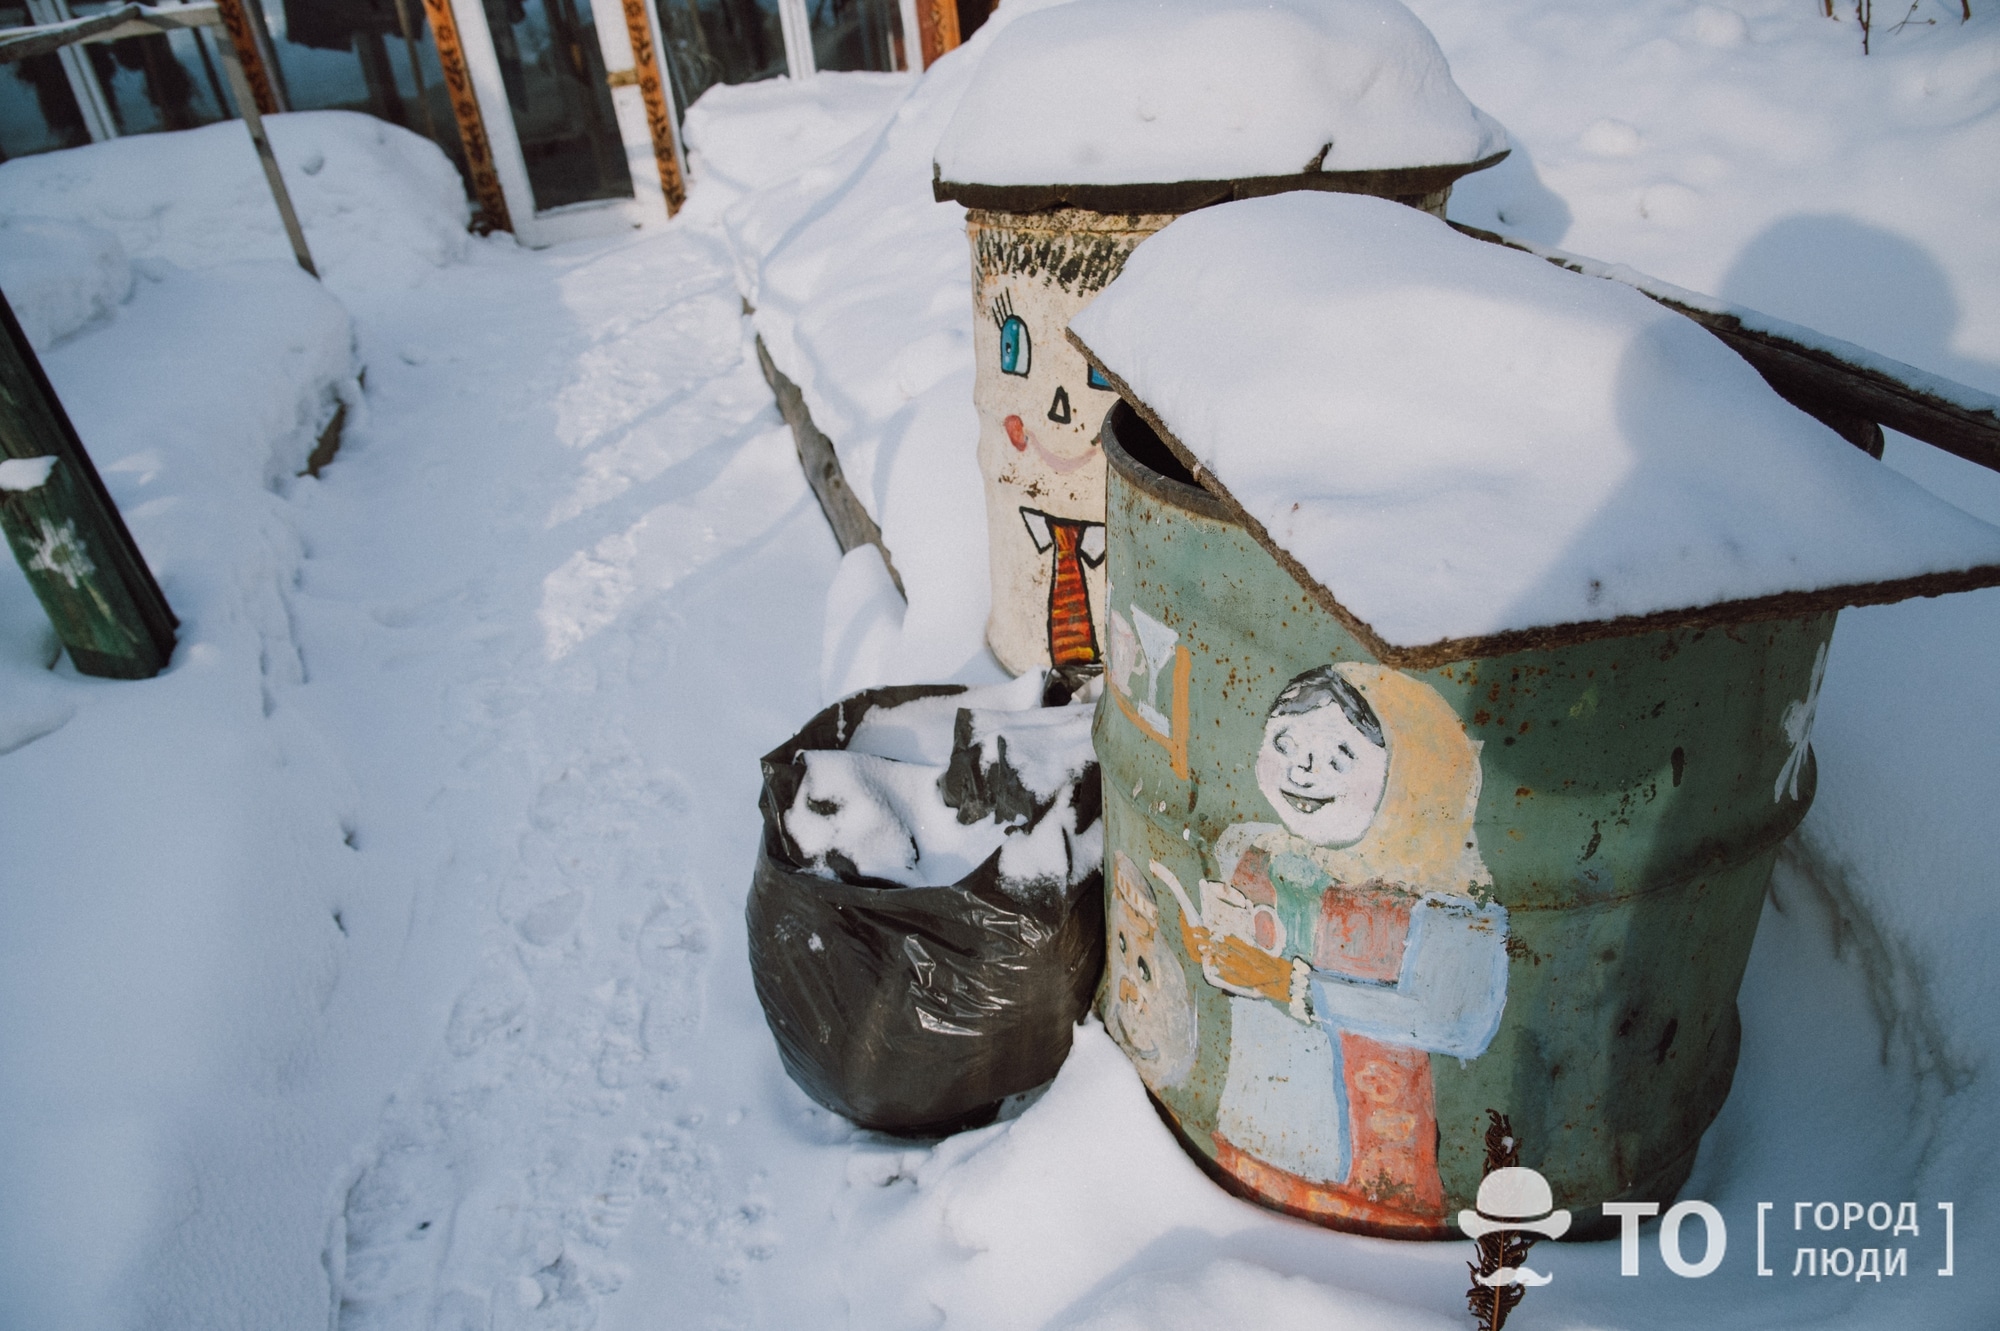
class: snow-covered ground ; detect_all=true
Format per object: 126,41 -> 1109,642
2,2 -> 1998,1327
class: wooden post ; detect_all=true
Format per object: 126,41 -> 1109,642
211,35 -> 318,276
0,293 -> 176,679
211,0 -> 281,114
620,0 -> 685,216
915,0 -> 958,69
420,0 -> 513,232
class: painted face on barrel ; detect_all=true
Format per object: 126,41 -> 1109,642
1108,854 -> 1196,1090
970,212 -> 1171,675
988,286 -> 1109,480
1256,671 -> 1390,846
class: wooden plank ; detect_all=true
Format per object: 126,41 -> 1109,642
211,0 -> 281,114
618,0 -> 685,216
753,334 -> 906,597
0,293 -> 177,679
211,34 -> 318,276
1452,222 -> 2000,474
0,5 -> 140,63
915,0 -> 958,68
421,0 -> 512,232
85,3 -> 224,41
1681,315 -> 1995,471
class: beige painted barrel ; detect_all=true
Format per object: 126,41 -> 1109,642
966,207 -> 1174,676
951,179 -> 1469,678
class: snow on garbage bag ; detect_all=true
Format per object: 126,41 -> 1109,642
748,671 -> 1105,1134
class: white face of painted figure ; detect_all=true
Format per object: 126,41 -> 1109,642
1107,859 -> 1196,1090
1255,701 -> 1390,846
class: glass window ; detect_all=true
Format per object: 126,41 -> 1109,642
0,3 -> 93,158
652,0 -> 785,118
0,2 -> 233,158
807,0 -> 900,76
477,0 -> 634,210
259,0 -> 472,196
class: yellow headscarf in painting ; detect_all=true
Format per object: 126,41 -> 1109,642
1226,664 -> 1491,900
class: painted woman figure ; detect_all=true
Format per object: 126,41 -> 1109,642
1181,662 -> 1508,1236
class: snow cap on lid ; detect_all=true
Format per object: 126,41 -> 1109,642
933,0 -> 1506,199
1068,192 -> 2000,659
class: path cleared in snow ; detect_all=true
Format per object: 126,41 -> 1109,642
296,226 -> 845,1331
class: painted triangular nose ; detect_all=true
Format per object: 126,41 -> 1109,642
1047,385 -> 1072,424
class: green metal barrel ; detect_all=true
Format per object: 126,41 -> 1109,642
1094,400 -> 1828,1240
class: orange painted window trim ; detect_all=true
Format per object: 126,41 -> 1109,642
421,0 -> 513,232
1110,645 -> 1191,780
620,0 -> 686,216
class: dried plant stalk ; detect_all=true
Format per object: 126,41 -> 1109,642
1466,1111 -> 1534,1331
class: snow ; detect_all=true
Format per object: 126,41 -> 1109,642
782,684 -> 1097,889
848,670 -> 1046,761
0,456 -> 57,491
1069,190 -> 2000,645
933,0 -> 1505,187
1483,230 -> 2000,421
0,214 -> 131,351
680,72 -> 915,206
0,110 -> 469,290
1,2 -> 1999,1328
702,14 -> 1035,692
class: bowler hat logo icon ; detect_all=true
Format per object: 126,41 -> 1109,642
1459,1166 -> 1570,1288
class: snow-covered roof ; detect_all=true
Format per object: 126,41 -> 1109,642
1068,192 -> 2000,660
932,0 -> 1506,205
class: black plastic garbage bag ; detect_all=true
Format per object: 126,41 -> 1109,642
748,682 -> 1105,1135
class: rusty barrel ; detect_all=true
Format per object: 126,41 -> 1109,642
1093,399 -> 1828,1239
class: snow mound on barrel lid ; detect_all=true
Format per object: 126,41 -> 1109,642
932,0 -> 1505,189
1067,192 -> 2000,653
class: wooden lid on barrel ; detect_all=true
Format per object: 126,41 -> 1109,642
932,0 -> 1508,215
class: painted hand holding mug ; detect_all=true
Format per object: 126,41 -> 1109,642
1114,662 -> 1507,1236
1212,665 -> 1507,1231
1081,188 -> 2000,1241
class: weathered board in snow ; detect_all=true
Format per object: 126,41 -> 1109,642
1453,222 -> 2000,474
0,293 -> 178,679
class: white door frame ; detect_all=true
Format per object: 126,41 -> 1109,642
778,0 -> 815,78
25,0 -> 119,142
586,0 -> 690,223
446,0 -> 685,245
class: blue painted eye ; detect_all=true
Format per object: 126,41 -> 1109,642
1000,316 -> 1031,377
1087,363 -> 1113,390
992,292 -> 1033,378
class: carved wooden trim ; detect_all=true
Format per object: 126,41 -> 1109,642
212,0 -> 278,114
420,0 -> 512,232
621,0 -> 685,216
916,0 -> 958,68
